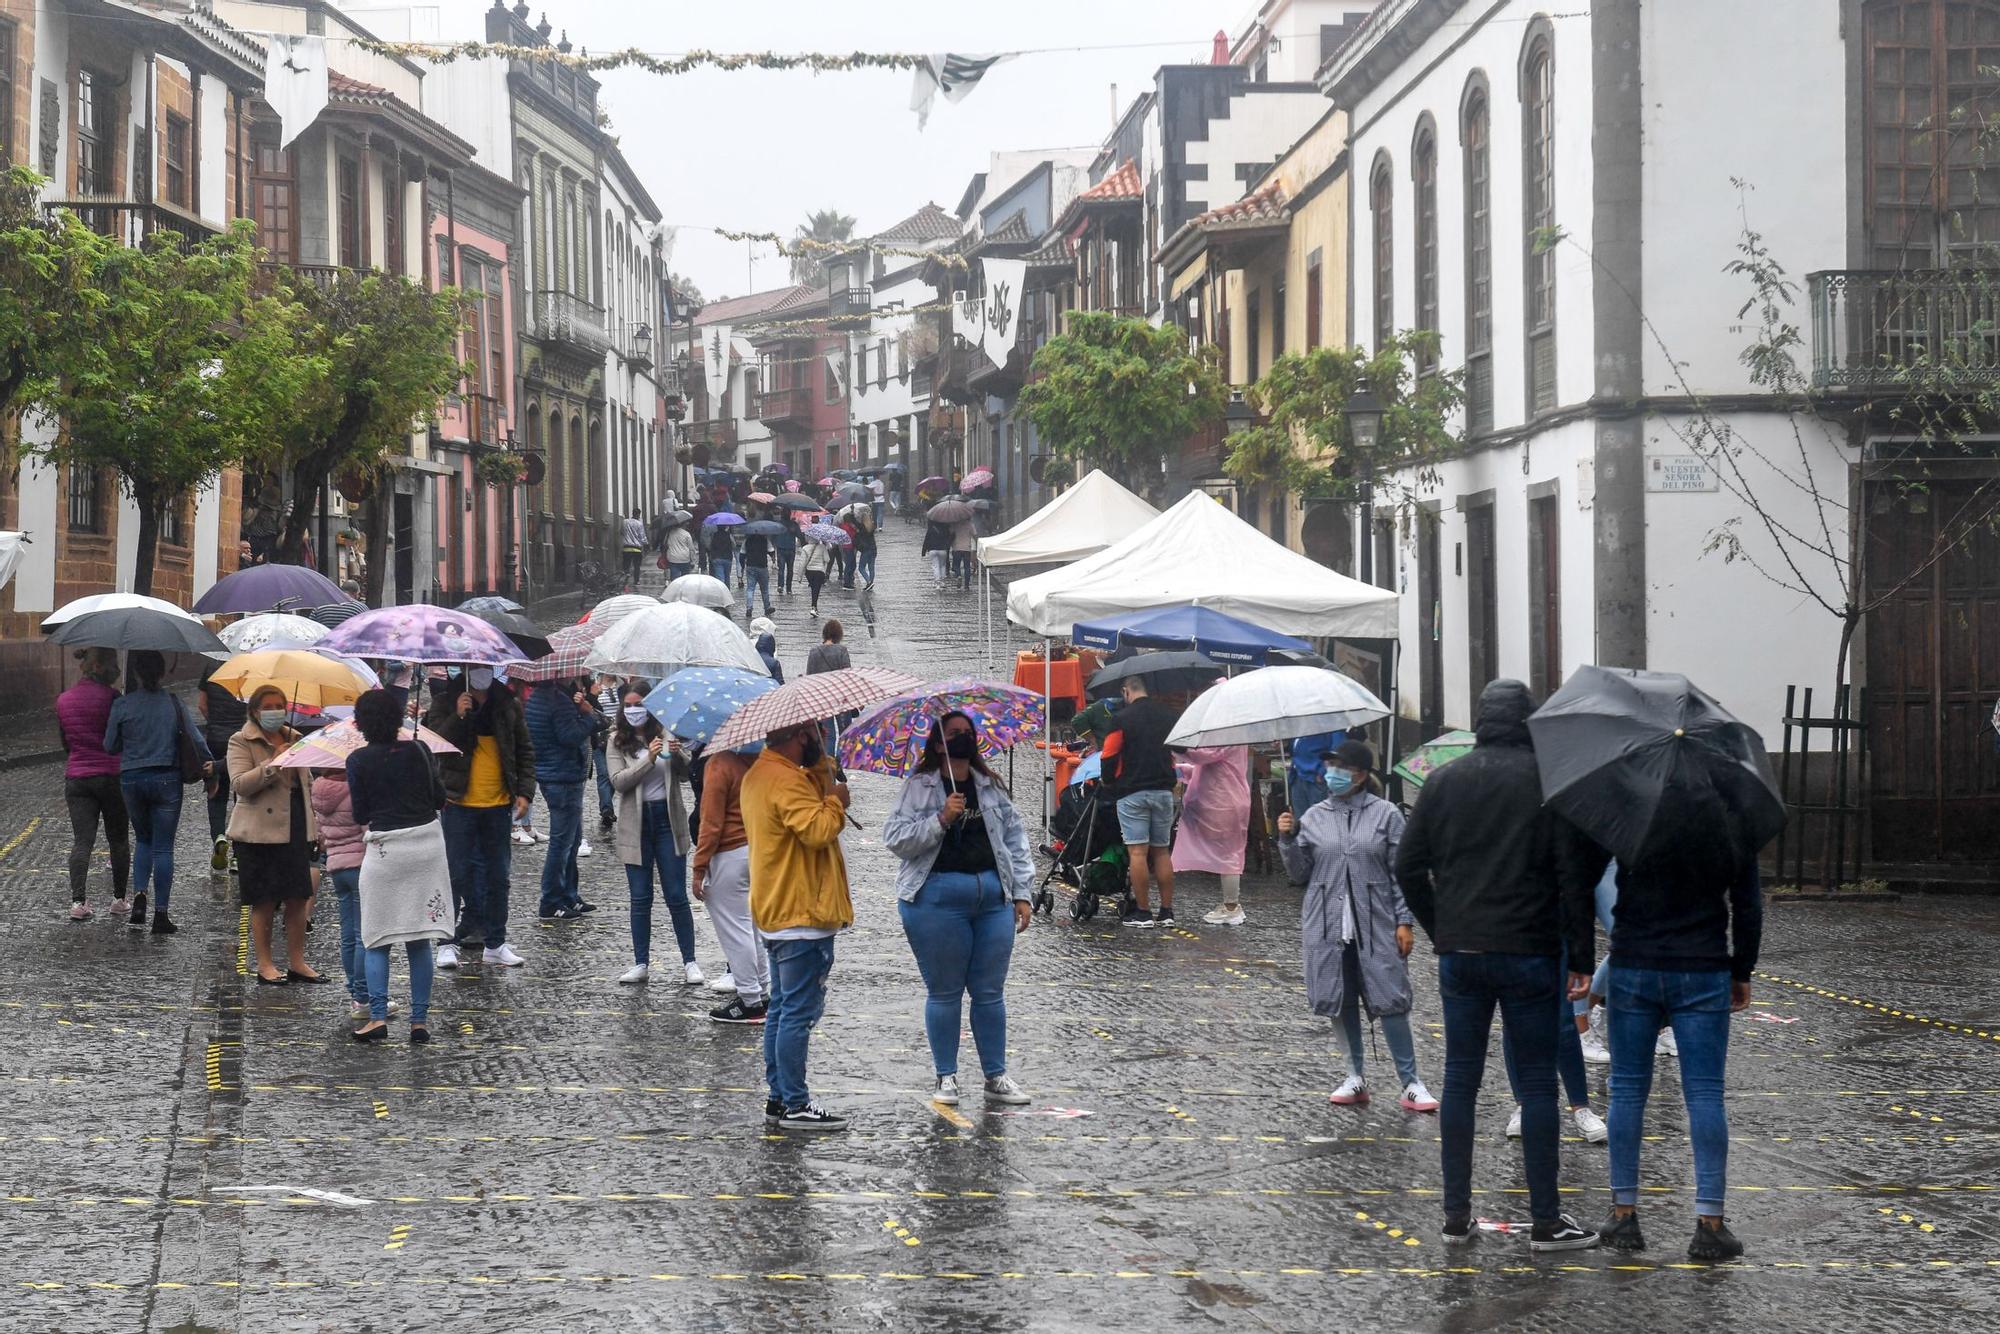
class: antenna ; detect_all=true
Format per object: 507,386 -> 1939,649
1109,83 -> 1117,132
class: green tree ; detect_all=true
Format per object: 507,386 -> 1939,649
31,220 -> 263,597
791,208 -> 856,283
1224,330 -> 1466,502
0,166 -> 108,426
1019,311 -> 1227,487
246,270 -> 466,605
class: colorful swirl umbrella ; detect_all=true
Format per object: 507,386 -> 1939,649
838,677 -> 1047,778
642,667 -> 777,746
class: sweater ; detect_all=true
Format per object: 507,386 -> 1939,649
741,748 -> 851,935
310,773 -> 366,870
691,748 -> 752,889
346,740 -> 446,834
57,679 -> 121,779
425,684 -> 535,804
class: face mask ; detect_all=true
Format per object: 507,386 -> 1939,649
257,709 -> 288,732
622,706 -> 650,726
944,733 -> 977,760
1325,768 -> 1358,796
467,668 -> 494,691
798,733 -> 824,768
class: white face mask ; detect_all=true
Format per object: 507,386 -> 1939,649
622,706 -> 650,726
467,668 -> 494,691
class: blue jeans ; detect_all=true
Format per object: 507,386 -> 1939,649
776,551 -> 795,592
626,800 -> 694,966
1504,947 -> 1591,1107
442,802 -> 512,947
899,869 -> 1015,1079
365,940 -> 434,1024
1438,951 -> 1565,1222
856,550 -> 876,585
872,501 -> 885,528
710,556 -> 732,585
745,564 -> 772,613
1608,966 -> 1733,1216
592,747 -> 614,819
668,561 -> 693,580
1585,865 -> 1619,1011
121,768 -> 183,912
331,867 -> 366,1005
763,935 -> 835,1111
951,550 -> 973,590
1334,942 -> 1420,1087
538,780 -> 584,915
839,548 -> 857,586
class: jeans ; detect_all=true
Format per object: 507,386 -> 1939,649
764,935 -> 835,1111
65,773 -> 129,902
805,570 -> 828,609
1438,951 -> 1565,1222
776,551 -> 795,593
1608,966 -> 1733,1215
1287,769 -> 1325,818
872,501 -> 885,528
442,802 -> 512,947
365,941 -> 434,1024
626,800 -> 694,966
710,556 -> 732,585
856,550 -> 876,585
121,768 -> 183,912
899,869 -> 1016,1079
1585,865 -> 1619,1011
668,562 -> 693,580
1334,942 -> 1419,1087
1504,947 -> 1591,1107
745,564 -> 772,613
705,846 -> 767,1006
538,780 -> 584,915
592,746 -> 614,819
838,548 -> 857,587
330,867 -> 366,1005
951,550 -> 973,590
621,548 -> 643,582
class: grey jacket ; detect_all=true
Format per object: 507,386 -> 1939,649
883,768 -> 1036,903
1280,790 -> 1416,1019
605,736 -> 692,862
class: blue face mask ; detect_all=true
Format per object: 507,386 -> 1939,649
1325,768 -> 1357,796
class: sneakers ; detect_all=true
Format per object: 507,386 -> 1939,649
436,944 -> 461,970
932,1074 -> 961,1106
107,897 -> 130,917
128,892 -> 148,929
705,972 -> 739,994
682,961 -> 706,986
482,944 -> 525,967
1441,1214 -> 1475,1246
1600,1209 -> 1647,1253
599,810 -> 616,831
540,906 -> 584,920
1573,1105 -> 1609,1144
150,913 -> 178,936
1529,1213 -> 1600,1252
350,1000 -> 400,1020
1328,1074 -> 1370,1106
1399,1080 -> 1439,1113
68,901 -> 93,922
985,1074 -> 1031,1105
1154,907 -> 1176,927
576,839 -> 593,859
709,998 -> 768,1024
777,1102 -> 849,1132
764,1098 -> 783,1127
617,964 -> 650,985
510,828 -> 536,845
1579,1026 -> 1611,1065
1202,905 -> 1246,926
211,836 -> 230,872
1506,1105 -> 1524,1139
577,900 -> 597,914
1120,904 -> 1154,928
1656,1026 -> 1679,1059
1686,1218 -> 1745,1262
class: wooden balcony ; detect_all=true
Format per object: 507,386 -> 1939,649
682,418 -> 738,449
44,197 -> 218,248
1177,417 -> 1228,480
1810,269 -> 2000,390
466,392 -> 506,447
759,384 -> 812,429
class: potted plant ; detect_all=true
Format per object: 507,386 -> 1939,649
476,452 -> 527,487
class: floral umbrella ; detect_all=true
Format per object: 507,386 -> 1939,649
272,718 -> 460,770
642,667 -> 777,746
318,605 -> 527,667
802,522 -> 851,546
1390,729 -> 1477,790
838,677 -> 1047,777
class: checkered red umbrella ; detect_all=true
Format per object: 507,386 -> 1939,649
508,619 -> 610,682
708,667 -> 924,752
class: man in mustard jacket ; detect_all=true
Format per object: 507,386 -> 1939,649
742,720 -> 852,1131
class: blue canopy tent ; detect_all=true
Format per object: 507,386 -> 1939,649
1071,605 -> 1311,666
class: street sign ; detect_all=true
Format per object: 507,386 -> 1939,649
1646,454 -> 1717,492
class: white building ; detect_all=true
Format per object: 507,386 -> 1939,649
840,202 -> 963,476
601,148 -> 667,520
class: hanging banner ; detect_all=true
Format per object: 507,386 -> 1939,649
911,53 -> 1012,131
702,324 -> 732,412
0,532 -> 23,596
264,36 -> 329,151
977,258 -> 1028,369
823,346 -> 847,395
953,288 -> 985,355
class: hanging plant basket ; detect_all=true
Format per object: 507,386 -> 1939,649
476,452 -> 528,487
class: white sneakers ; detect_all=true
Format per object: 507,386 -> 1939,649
576,839 -> 593,859
1202,905 -> 1247,926
510,828 -> 536,845
932,1074 -> 961,1106
1508,1103 -> 1610,1144
706,972 -> 738,994
1329,1073 -> 1369,1106
984,1074 -> 1031,1105
1580,1007 -> 1612,1065
483,944 -> 525,967
436,944 -> 461,970
682,961 -> 706,986
1506,1105 -> 1524,1138
1656,1027 -> 1679,1059
1399,1080 -> 1439,1113
617,963 -> 650,985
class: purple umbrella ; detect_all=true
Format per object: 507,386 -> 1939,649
193,563 -> 346,614
317,604 -> 528,666
703,512 -> 746,528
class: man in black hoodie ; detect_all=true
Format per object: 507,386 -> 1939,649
1397,679 -> 1599,1252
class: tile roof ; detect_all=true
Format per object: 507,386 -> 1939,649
1076,160 -> 1142,204
871,202 -> 961,246
981,208 -> 1035,247
1023,233 -> 1074,269
323,71 -> 476,160
1189,178 -> 1289,230
694,283 -> 817,326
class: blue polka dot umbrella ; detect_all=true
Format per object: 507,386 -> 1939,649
642,667 -> 778,747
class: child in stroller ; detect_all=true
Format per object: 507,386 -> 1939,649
1035,776 -> 1134,921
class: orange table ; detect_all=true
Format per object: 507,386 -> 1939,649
1014,653 -> 1086,713
1037,741 -> 1084,793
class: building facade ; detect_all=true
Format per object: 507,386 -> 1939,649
600,145 -> 667,524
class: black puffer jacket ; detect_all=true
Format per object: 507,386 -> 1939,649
1395,679 -> 1596,969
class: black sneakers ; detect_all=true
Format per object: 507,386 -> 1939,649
777,1103 -> 849,1132
763,1098 -> 782,1126
710,998 -> 769,1025
1154,907 -> 1176,927
149,912 -> 178,936
1528,1213 -> 1600,1252
1441,1214 -> 1474,1246
539,906 -> 584,921
128,892 -> 148,929
1686,1219 -> 1745,1262
1600,1210 -> 1647,1252
1119,904 -> 1153,928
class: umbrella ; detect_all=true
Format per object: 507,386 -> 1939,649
968,499 -> 998,512
41,592 -> 204,631
271,718 -> 460,770
1391,730 -> 1478,790
1087,650 -> 1226,698
217,613 -> 330,655
1072,605 -> 1312,667
917,475 -> 948,493
833,483 -> 872,505
767,463 -> 792,478
1164,665 -> 1390,748
660,573 -> 734,611
784,480 -> 803,492
710,666 -> 924,753
802,523 -> 851,547
928,499 -> 973,524
836,503 -> 873,529
770,494 -> 820,512
838,677 -> 1047,777
459,606 -> 552,659
207,648 -> 373,708
830,469 -> 861,481
584,602 -> 768,678
318,605 -> 527,667
459,595 -> 527,614
308,598 -> 368,628
510,620 -> 610,683
585,593 -> 657,628
642,667 -> 778,745
747,492 -> 778,505
1526,666 -> 1786,867
739,520 -> 789,538
817,476 -> 835,488
193,563 -> 345,614
664,509 -> 696,526
51,606 -> 225,654
962,467 -> 995,490
703,512 -> 746,528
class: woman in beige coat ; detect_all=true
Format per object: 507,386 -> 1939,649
606,684 -> 699,986
228,685 -> 323,985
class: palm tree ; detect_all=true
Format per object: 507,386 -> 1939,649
791,208 -> 857,283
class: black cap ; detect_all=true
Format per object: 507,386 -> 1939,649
1332,738 -> 1375,772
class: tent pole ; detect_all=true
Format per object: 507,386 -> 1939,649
1043,636 -> 1053,834
1386,639 -> 1401,801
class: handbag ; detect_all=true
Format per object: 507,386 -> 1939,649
173,698 -> 208,786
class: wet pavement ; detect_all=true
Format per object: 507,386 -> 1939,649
5,519 -> 2000,1331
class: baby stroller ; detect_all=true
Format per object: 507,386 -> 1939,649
1035,777 -> 1134,921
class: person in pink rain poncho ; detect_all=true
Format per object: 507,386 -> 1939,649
1172,740 -> 1252,927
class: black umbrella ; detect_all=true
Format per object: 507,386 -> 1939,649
1087,650 -> 1226,698
462,606 -> 553,660
50,606 -> 225,654
1526,665 -> 1786,866
833,482 -> 872,506
769,495 -> 820,512
739,520 -> 788,538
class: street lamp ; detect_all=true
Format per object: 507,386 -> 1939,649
633,322 -> 652,364
1223,389 -> 1257,435
1344,376 -> 1386,584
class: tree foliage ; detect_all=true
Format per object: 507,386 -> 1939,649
0,167 -> 108,431
1019,311 -> 1227,487
791,208 -> 856,283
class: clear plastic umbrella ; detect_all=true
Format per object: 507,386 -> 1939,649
583,602 -> 768,678
1164,665 -> 1390,747
587,593 -> 658,629
218,613 -> 330,654
660,573 -> 733,610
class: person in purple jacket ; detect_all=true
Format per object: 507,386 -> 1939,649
56,648 -> 130,921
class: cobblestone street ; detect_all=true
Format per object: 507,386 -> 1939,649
5,522 -> 1999,1331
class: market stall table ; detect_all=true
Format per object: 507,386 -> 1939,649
1013,650 -> 1101,715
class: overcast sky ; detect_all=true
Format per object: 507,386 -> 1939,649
387,0 -> 1239,300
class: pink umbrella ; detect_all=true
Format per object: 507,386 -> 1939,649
962,468 -> 995,490
784,480 -> 803,492
748,491 -> 777,504
318,604 -> 527,666
272,718 -> 460,769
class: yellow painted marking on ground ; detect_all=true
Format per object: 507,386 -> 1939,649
204,1044 -> 223,1093
929,1099 -> 973,1131
384,1224 -> 413,1252
1166,1103 -> 1197,1125
1351,1207 -> 1423,1248
0,817 -> 41,861
1877,1206 -> 1940,1235
235,906 -> 249,977
372,1101 -> 390,1121
1890,1103 -> 1946,1125
882,1218 -> 921,1248
1757,970 -> 2000,1045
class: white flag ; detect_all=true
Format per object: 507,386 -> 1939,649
264,36 -> 328,151
911,52 -> 1012,131
977,258 -> 1029,369
952,288 -> 985,352
823,347 -> 846,395
703,324 -> 732,413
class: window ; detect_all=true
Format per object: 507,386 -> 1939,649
1865,0 -> 2000,268
1462,82 -> 1493,432
1412,120 -> 1439,373
161,497 -> 184,548
1370,156 -> 1394,350
1246,288 -> 1261,380
164,114 -> 189,209
68,461 -> 100,533
898,332 -> 909,380
336,155 -> 361,268
876,341 -> 887,388
1272,277 -> 1287,360
853,343 -> 866,397
383,173 -> 402,276
0,21 -> 14,165
436,235 -> 454,284
253,143 -> 296,265
77,69 -> 112,196
744,369 -> 761,418
1305,249 -> 1323,350
1522,36 -> 1557,414
1528,491 -> 1561,698
1466,501 -> 1499,700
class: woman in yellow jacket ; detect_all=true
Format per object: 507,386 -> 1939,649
228,685 -> 323,985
